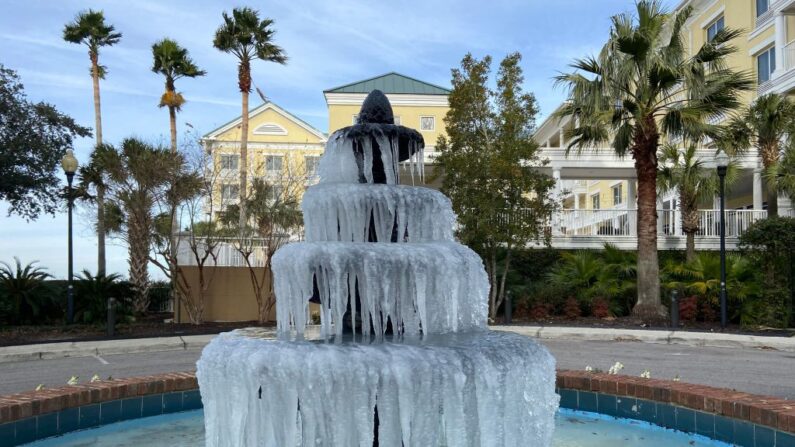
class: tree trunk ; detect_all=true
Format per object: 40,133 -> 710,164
487,250 -> 498,320
631,121 -> 666,321
762,142 -> 780,217
168,104 -> 177,153
168,103 -> 180,322
681,204 -> 699,264
129,213 -> 151,314
238,60 -> 251,231
685,232 -> 696,263
91,53 -> 106,276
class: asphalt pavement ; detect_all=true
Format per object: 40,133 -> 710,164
1,338 -> 793,399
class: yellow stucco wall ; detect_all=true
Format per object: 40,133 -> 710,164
213,107 -> 325,145
328,103 -> 449,147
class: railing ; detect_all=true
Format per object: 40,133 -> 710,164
552,209 -> 768,238
176,236 -> 273,268
785,41 -> 795,72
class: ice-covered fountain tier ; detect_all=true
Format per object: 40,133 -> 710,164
197,90 -> 559,446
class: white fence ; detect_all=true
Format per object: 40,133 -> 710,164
176,236 -> 272,267
553,209 -> 768,239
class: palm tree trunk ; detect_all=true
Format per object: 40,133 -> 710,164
238,71 -> 250,231
168,103 -> 180,321
168,104 -> 177,153
763,142 -> 779,217
91,53 -> 106,276
685,232 -> 696,263
129,212 -> 151,314
631,123 -> 665,321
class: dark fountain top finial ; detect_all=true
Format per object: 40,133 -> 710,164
357,89 -> 394,125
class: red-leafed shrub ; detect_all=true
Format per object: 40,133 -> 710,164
529,303 -> 552,320
591,298 -> 610,318
563,297 -> 582,320
679,295 -> 698,321
700,299 -> 718,322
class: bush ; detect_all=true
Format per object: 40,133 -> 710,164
679,295 -> 698,321
0,258 -> 55,325
73,271 -> 135,325
563,297 -> 582,319
591,298 -> 610,318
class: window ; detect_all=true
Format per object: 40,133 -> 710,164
221,184 -> 239,202
394,116 -> 401,125
757,46 -> 776,84
706,16 -> 724,42
265,155 -> 283,173
252,123 -> 287,135
757,0 -> 769,17
304,155 -> 320,177
220,154 -> 238,170
352,114 -> 358,124
612,184 -> 623,206
591,193 -> 601,210
420,116 -> 435,131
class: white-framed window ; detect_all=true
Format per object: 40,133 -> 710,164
757,46 -> 776,84
252,123 -> 287,135
219,154 -> 239,170
612,184 -> 623,206
420,116 -> 435,131
221,184 -> 239,202
304,155 -> 320,177
591,193 -> 601,210
706,15 -> 724,42
757,0 -> 769,17
268,185 -> 284,203
265,155 -> 283,173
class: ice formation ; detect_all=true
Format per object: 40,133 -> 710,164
302,183 -> 455,243
198,331 -> 558,447
197,90 -> 558,447
273,242 -> 488,338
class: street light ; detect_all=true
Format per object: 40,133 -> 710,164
715,149 -> 730,329
61,150 -> 78,324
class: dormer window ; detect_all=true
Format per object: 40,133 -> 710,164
253,123 -> 288,135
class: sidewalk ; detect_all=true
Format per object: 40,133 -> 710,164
1,325 -> 793,363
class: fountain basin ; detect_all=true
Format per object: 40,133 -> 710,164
197,329 -> 558,446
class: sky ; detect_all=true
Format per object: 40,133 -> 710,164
0,0 -> 677,279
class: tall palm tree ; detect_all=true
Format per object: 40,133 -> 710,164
151,38 -> 206,153
63,9 -> 121,276
658,143 -> 737,263
554,0 -> 752,320
724,94 -> 795,217
213,7 -> 287,230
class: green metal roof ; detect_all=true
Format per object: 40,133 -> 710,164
324,72 -> 450,95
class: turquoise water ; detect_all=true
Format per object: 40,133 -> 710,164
26,409 -> 731,447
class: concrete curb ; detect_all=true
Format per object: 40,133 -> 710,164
1,326 -> 793,363
493,325 -> 795,352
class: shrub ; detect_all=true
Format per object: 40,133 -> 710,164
563,297 -> 582,320
529,303 -> 552,320
0,258 -> 54,325
591,298 -> 610,318
73,271 -> 134,325
679,295 -> 698,321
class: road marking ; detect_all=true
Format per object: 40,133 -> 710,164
92,354 -> 109,365
669,353 -> 690,356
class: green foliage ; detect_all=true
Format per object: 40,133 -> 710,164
62,9 -> 121,66
0,258 -> 54,325
436,52 -> 555,318
72,270 -> 134,324
151,38 -> 206,109
0,66 -> 91,219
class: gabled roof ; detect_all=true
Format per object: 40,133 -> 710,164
324,72 -> 451,95
203,101 -> 327,141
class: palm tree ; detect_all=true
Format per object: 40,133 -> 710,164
0,258 -> 52,324
554,0 -> 752,320
151,38 -> 206,153
213,7 -> 287,230
658,143 -> 737,263
724,94 -> 795,217
103,138 -> 185,314
63,9 -> 121,276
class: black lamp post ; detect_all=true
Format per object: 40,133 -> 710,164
715,149 -> 730,329
61,150 -> 78,324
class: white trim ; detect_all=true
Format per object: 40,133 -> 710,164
750,15 -> 775,40
419,115 -> 436,132
699,6 -> 725,29
252,122 -> 288,136
325,92 -> 449,107
204,102 -> 327,142
749,36 -> 776,55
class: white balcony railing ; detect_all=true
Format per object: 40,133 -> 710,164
785,41 -> 795,72
552,209 -> 767,239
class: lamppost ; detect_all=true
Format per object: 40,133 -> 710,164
61,150 -> 79,324
715,149 -> 730,329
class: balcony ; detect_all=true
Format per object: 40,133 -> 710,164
544,209 -> 770,250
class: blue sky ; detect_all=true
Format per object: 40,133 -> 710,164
1,0 -> 676,278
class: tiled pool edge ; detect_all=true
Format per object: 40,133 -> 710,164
0,370 -> 792,446
557,370 -> 795,447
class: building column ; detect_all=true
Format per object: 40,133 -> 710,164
552,167 -> 562,235
627,180 -> 637,236
753,165 -> 764,210
774,12 -> 786,78
558,129 -> 565,148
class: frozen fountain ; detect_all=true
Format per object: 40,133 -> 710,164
197,90 -> 559,446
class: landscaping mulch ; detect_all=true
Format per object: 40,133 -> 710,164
0,313 -> 274,347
